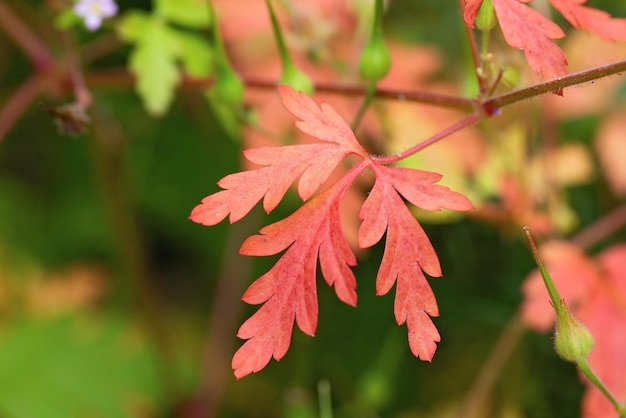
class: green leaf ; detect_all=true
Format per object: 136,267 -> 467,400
116,10 -> 150,42
0,316 -> 162,418
54,9 -> 81,30
155,0 -> 211,28
174,31 -> 213,77
119,14 -> 181,116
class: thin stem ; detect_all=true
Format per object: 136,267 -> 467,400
571,205 -> 626,249
247,78 -> 477,111
0,76 -> 42,142
578,360 -> 623,415
81,70 -> 477,112
62,31 -> 92,109
457,0 -> 487,94
318,380 -> 333,418
523,227 -> 561,308
484,59 -> 626,113
351,86 -> 374,131
456,315 -> 526,418
266,0 -> 293,69
372,113 -> 480,164
187,213 -> 259,418
0,0 -> 54,69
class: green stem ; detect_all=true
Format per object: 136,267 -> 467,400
523,227 -> 560,308
266,0 -> 293,70
578,360 -> 624,416
318,379 -> 333,418
351,86 -> 374,131
457,0 -> 487,94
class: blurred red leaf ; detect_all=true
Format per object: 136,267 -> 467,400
549,0 -> 626,41
521,242 -> 626,417
521,240 -> 597,331
595,111 -> 626,197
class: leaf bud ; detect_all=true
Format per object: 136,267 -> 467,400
553,300 -> 594,363
476,0 -> 496,32
359,0 -> 391,85
359,37 -> 391,85
280,66 -> 314,96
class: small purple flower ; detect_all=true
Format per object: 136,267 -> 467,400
73,0 -> 118,31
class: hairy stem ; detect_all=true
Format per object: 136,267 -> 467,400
351,86 -> 375,131
457,0 -> 487,94
372,113 -> 481,164
483,59 -> 626,114
83,57 -> 626,118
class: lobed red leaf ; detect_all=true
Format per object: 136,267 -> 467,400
493,0 -> 568,79
189,86 -> 367,227
278,86 -> 367,154
549,0 -> 626,41
232,165 -> 365,378
357,163 -> 475,360
193,86 -> 476,378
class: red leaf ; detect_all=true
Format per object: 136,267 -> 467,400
192,87 -> 474,378
189,86 -> 367,226
492,0 -> 568,78
359,165 -> 473,360
232,164 -> 365,379
549,0 -> 626,41
463,0 -> 484,28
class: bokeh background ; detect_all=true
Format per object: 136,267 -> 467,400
1,0 -> 626,417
